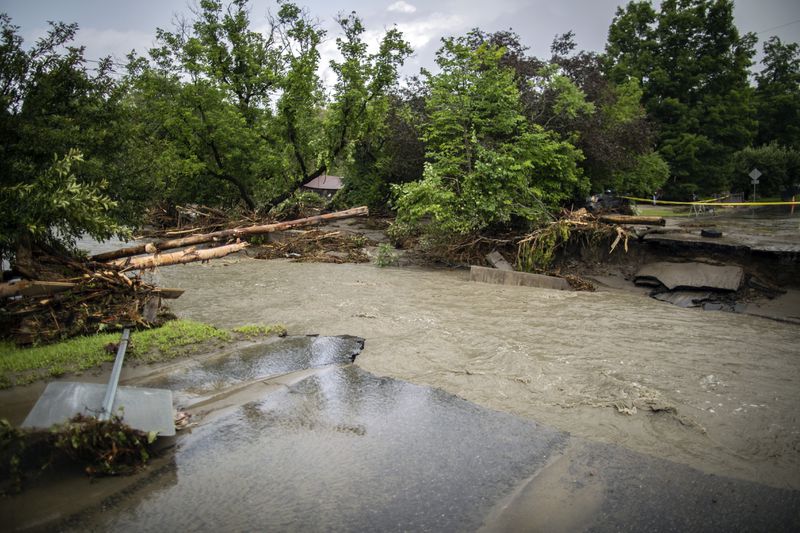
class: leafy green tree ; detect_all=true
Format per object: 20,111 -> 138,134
730,143 -> 800,198
339,83 -> 427,211
754,36 -> 800,148
606,0 -> 757,196
393,38 -> 585,239
128,1 -> 410,212
466,30 -> 665,196
0,15 -> 129,273
126,0 -> 288,210
321,13 -> 413,210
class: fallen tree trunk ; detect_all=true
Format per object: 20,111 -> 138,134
0,280 -> 76,299
92,206 -> 369,262
598,214 -> 666,226
109,242 -> 249,270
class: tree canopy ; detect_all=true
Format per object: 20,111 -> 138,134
0,15 -> 128,271
1,0 -> 797,270
392,37 -> 585,240
606,0 -> 757,196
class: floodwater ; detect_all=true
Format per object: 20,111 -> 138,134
152,257 -> 800,490
4,254 -> 800,530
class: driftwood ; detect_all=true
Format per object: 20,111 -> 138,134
109,242 -> 249,270
598,214 -> 666,226
0,280 -> 76,299
92,206 -> 369,262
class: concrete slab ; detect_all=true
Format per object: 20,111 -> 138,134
470,265 -> 571,291
652,290 -> 713,308
635,262 -> 744,291
486,251 -> 514,271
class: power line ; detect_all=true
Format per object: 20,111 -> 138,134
754,18 -> 800,35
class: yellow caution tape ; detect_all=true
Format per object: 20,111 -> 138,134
621,196 -> 800,207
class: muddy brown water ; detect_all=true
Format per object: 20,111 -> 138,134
151,257 -> 799,490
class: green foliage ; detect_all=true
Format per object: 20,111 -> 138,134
373,243 -> 399,267
126,1 -> 411,212
0,150 -> 127,255
730,143 -> 800,197
393,38 -> 585,242
606,0 -> 757,195
611,151 -> 670,195
268,191 -> 327,221
467,30 -> 656,200
52,414 -> 154,476
0,419 -> 26,493
516,221 -> 572,272
339,89 -> 426,212
0,15 -> 135,260
754,36 -> 800,148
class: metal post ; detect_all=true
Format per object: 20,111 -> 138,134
99,328 -> 130,421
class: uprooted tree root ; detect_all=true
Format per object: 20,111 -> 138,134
1,415 -> 157,494
516,209 -> 632,273
1,270 -> 169,346
253,230 -> 372,263
398,209 -> 630,290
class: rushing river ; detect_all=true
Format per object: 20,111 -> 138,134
147,256 -> 800,491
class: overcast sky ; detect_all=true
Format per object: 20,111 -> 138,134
2,0 -> 798,82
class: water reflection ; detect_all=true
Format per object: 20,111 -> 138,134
76,364 -> 564,532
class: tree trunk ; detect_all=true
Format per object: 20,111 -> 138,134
0,280 -> 76,299
108,242 -> 249,270
13,231 -> 38,279
92,206 -> 369,262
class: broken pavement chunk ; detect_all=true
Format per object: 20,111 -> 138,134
652,291 -> 713,308
470,266 -> 571,291
486,251 -> 514,271
635,262 -> 744,291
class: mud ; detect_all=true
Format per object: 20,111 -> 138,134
151,258 -> 800,490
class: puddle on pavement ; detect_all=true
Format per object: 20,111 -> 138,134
144,335 -> 363,403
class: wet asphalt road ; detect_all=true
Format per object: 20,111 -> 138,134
44,336 -> 798,532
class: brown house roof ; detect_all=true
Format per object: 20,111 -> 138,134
302,175 -> 343,190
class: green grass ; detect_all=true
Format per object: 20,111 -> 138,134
232,324 -> 288,339
0,320 -> 285,388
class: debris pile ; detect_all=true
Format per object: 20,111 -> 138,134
140,203 -> 258,237
1,271 -> 170,345
254,230 -> 373,263
1,414 -> 156,493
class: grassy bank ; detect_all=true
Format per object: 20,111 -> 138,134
0,320 -> 287,388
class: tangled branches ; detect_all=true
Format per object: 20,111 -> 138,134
2,270 -> 167,345
515,209 -> 631,272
